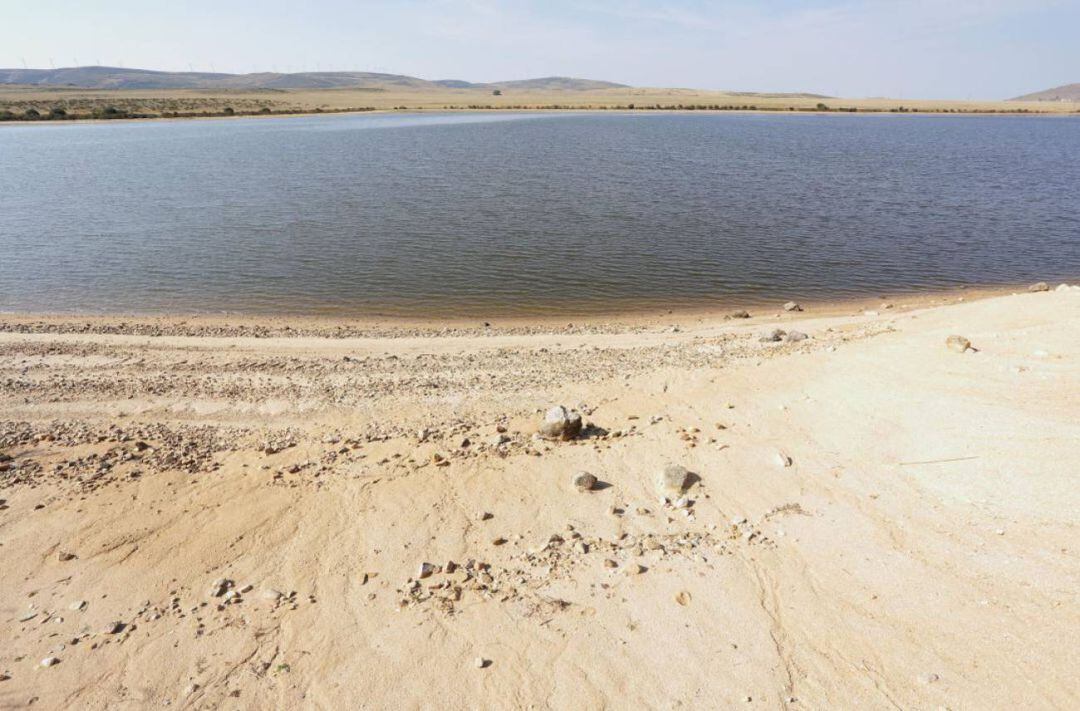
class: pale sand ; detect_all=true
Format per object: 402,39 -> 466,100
0,289 -> 1077,709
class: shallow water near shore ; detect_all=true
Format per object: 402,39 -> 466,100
2,111 -> 1078,317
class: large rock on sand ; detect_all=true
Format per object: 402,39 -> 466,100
539,406 -> 583,441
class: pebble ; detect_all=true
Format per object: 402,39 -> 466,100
785,331 -> 808,343
783,301 -> 803,312
209,579 -> 233,598
774,452 -> 794,468
945,335 -> 973,353
474,657 -> 489,669
40,657 -> 59,668
103,621 -> 124,635
57,551 -> 77,562
760,329 -> 786,343
573,471 -> 598,492
68,601 -> 87,612
658,464 -> 693,496
1028,282 -> 1050,292
730,310 -> 751,319
417,562 -> 437,579
260,588 -> 283,601
624,563 -> 646,576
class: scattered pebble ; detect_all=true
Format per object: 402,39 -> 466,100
945,335 -> 973,353
658,464 -> 693,496
573,471 -> 598,492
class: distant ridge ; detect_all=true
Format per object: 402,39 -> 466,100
0,66 -> 628,91
1011,83 -> 1080,102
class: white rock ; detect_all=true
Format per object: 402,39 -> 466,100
538,406 -> 583,441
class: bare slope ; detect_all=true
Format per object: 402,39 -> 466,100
1011,83 -> 1080,102
0,66 -> 626,91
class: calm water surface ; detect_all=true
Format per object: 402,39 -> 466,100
1,111 -> 1078,317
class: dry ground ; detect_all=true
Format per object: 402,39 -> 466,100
2,85 -> 1078,120
1,288 -> 1078,709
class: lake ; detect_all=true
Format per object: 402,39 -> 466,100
2,111 -> 1078,317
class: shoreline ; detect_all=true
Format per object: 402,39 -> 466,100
0,282 -> 1057,335
2,104 -> 1079,128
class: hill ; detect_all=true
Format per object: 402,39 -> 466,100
1011,83 -> 1080,102
0,66 -> 626,92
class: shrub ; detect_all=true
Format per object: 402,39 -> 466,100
24,108 -> 41,119
49,107 -> 67,118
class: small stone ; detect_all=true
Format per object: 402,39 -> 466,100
658,464 -> 693,496
57,551 -> 76,562
917,672 -> 940,685
417,562 -> 437,579
474,657 -> 489,669
783,301 -> 803,312
573,472 -> 598,492
785,331 -> 808,343
1028,282 -> 1050,292
603,559 -> 618,569
760,329 -> 786,343
18,611 -> 38,622
538,406 -> 584,441
730,310 -> 751,319
478,511 -> 493,521
259,588 -> 282,602
40,657 -> 60,667
68,601 -> 87,612
103,621 -> 124,635
624,563 -> 646,576
492,537 -> 508,546
675,590 -> 692,606
488,434 -> 510,447
945,335 -> 972,353
774,452 -> 793,468
209,579 -> 232,597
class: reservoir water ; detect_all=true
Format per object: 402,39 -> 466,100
1,111 -> 1078,317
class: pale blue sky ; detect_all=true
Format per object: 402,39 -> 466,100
3,0 -> 1077,99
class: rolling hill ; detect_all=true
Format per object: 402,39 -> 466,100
1011,83 -> 1080,102
0,66 -> 627,92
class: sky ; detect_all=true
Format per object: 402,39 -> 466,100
2,0 -> 1077,99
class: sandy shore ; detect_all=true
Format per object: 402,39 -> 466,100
1,288 -> 1078,709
